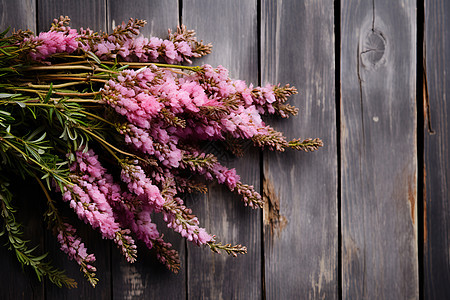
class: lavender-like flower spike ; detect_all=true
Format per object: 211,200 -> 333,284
18,16 -> 210,64
168,25 -> 212,63
62,150 -> 138,263
181,151 -> 263,208
163,196 -> 213,246
152,236 -> 181,272
80,19 -> 210,64
288,138 -> 324,152
120,161 -> 165,209
251,126 -> 289,152
56,222 -> 98,286
251,84 -> 300,118
207,239 -> 247,257
20,19 -> 79,60
114,229 -> 138,263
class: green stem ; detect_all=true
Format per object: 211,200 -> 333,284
0,99 -> 101,106
27,82 -> 87,89
26,65 -> 94,71
34,175 -> 63,225
153,63 -> 202,72
101,61 -> 202,72
54,91 -> 100,97
78,127 -> 141,163
3,86 -> 45,95
25,65 -> 117,74
81,110 -> 115,127
50,98 -> 101,103
40,74 -> 110,80
41,73 -> 91,77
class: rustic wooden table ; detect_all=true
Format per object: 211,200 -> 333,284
0,0 -> 448,299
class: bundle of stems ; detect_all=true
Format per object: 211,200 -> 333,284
0,17 -> 322,288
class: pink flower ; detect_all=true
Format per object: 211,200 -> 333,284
121,163 -> 165,208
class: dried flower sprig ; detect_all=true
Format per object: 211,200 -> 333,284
0,17 -> 322,288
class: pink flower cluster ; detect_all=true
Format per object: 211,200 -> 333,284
181,152 -> 262,208
99,63 -> 302,213
77,19 -> 209,64
20,16 -> 210,64
62,150 -> 137,262
23,29 -> 78,60
102,64 -> 295,150
14,16 -> 322,280
56,223 -> 96,279
120,162 -> 165,209
85,30 -> 194,64
163,196 -> 213,246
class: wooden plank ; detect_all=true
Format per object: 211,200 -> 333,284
0,0 -> 36,31
37,0 -> 106,32
107,0 -> 178,37
341,0 -> 418,298
0,2 -> 44,299
182,1 -> 262,299
424,1 -> 450,298
107,1 -> 187,299
261,0 -> 338,298
36,2 -> 111,298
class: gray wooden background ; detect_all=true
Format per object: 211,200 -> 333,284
0,0 -> 448,299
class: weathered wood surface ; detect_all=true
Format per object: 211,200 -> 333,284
261,0 -> 338,298
0,0 -> 35,31
183,1 -> 262,299
341,0 -> 418,299
38,0 -> 107,32
108,0 -> 178,38
6,0 -> 450,299
424,0 -> 450,298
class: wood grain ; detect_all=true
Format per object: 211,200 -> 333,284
107,0 -> 178,37
37,0 -> 106,32
424,1 -> 450,298
0,0 -> 35,31
182,1 -> 262,299
261,0 -> 338,298
341,0 -> 418,298
107,1 -> 187,299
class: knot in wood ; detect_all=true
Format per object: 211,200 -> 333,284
360,30 -> 386,68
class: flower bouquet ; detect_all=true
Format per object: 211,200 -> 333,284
0,17 -> 322,288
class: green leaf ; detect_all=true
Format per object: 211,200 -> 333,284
86,50 -> 101,64
100,63 -> 111,70
27,106 -> 37,119
15,101 -> 26,108
0,48 -> 12,56
43,83 -> 53,103
48,107 -> 54,124
117,64 -> 129,71
0,93 -> 16,99
33,253 -> 49,261
0,27 -> 10,38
